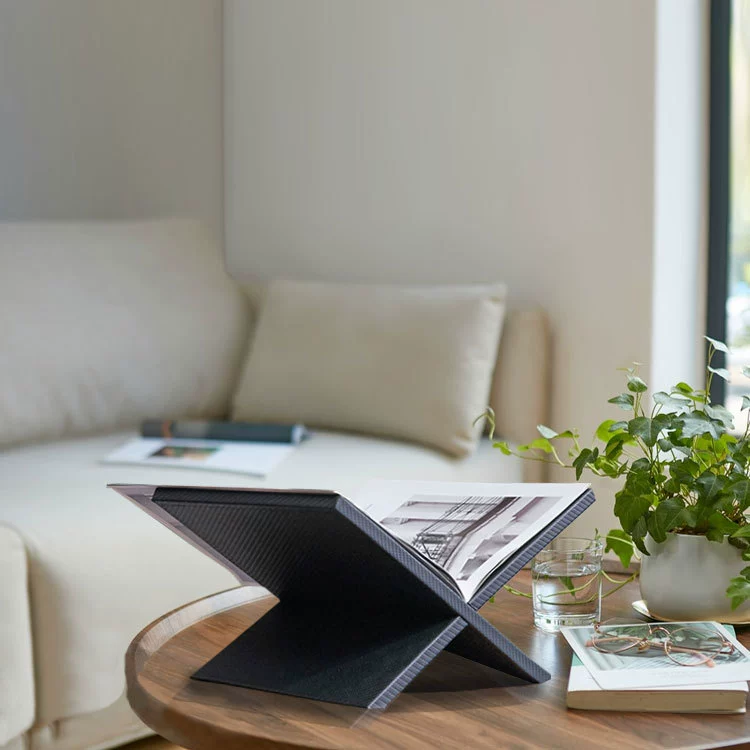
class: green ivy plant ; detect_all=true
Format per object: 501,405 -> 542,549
487,337 -> 750,610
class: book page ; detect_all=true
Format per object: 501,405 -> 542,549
352,481 -> 589,600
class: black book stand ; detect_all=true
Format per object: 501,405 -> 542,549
115,484 -> 595,709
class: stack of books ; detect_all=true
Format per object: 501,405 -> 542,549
562,622 -> 750,714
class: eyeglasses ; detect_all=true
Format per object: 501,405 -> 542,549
586,619 -> 736,667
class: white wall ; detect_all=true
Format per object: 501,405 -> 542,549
651,0 -> 709,394
0,0 -> 223,240
225,0 -> 658,536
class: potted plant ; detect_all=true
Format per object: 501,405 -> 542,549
489,337 -> 750,622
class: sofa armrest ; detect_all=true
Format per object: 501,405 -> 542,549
0,525 -> 34,745
489,308 -> 551,482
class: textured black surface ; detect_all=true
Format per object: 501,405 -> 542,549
149,485 -> 595,709
194,603 -> 463,707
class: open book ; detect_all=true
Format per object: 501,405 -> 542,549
112,480 -> 590,603
354,481 -> 589,600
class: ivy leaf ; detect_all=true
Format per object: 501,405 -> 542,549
708,366 -> 731,382
597,457 -> 626,478
730,535 -> 750,551
674,382 -> 694,394
727,576 -> 750,609
677,411 -> 723,439
614,492 -> 652,534
695,473 -> 728,504
604,432 -> 633,460
742,395 -> 750,411
493,441 -> 512,456
596,419 -> 619,442
743,365 -> 750,379
630,516 -> 649,556
705,403 -> 735,429
524,438 -> 551,453
706,528 -> 725,543
731,525 -> 750,539
605,529 -> 634,569
536,425 -> 557,439
646,513 -> 666,544
608,393 -> 635,411
628,417 -> 664,447
648,498 -> 686,543
681,506 -> 699,527
707,512 -> 739,536
653,391 -> 691,414
572,447 -> 598,480
627,375 -> 648,393
705,335 -> 730,354
732,480 -> 750,510
669,459 -> 699,485
623,462 -> 654,497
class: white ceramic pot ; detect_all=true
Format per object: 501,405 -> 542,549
640,533 -> 750,622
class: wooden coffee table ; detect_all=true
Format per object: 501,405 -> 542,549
126,572 -> 750,749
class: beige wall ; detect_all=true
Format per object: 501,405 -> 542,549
225,0 -> 658,536
0,0 -> 223,241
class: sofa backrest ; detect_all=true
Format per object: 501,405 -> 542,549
0,219 -> 250,449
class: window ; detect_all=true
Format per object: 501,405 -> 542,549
708,0 -> 750,417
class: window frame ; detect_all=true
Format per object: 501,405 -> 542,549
707,0 -> 732,404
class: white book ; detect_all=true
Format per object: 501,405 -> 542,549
567,652 -> 748,713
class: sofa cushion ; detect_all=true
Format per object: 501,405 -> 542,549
232,280 -> 506,457
0,219 -> 250,450
0,429 -> 523,727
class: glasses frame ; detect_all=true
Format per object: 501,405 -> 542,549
587,619 -> 736,668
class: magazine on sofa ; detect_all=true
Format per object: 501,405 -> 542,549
102,420 -> 307,477
111,480 -> 590,602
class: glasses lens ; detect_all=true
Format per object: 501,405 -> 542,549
593,621 -> 651,653
592,633 -> 640,653
669,626 -> 732,654
597,621 -> 652,639
666,642 -> 711,666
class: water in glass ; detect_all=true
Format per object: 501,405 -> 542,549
531,537 -> 603,633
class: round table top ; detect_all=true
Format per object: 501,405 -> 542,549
126,571 -> 750,750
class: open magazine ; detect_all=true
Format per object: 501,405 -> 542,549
355,480 -> 590,601
102,421 -> 308,478
112,480 -> 590,603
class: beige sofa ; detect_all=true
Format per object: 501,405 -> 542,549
0,219 -> 550,750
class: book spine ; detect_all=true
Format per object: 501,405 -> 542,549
141,420 -> 306,444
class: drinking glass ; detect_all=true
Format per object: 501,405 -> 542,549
531,537 -> 603,633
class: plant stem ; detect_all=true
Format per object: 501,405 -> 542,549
502,570 -> 639,603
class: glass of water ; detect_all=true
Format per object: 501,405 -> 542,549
531,537 -> 603,633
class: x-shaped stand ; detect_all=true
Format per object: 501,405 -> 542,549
114,484 -> 595,709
